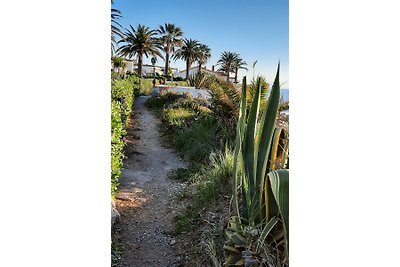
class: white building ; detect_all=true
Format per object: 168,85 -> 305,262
176,65 -> 235,83
141,64 -> 178,76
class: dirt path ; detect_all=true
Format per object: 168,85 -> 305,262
114,96 -> 187,267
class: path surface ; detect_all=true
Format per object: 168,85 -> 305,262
114,96 -> 187,267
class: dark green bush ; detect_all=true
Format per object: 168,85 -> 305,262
173,76 -> 185,82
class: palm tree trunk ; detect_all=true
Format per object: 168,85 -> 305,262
186,58 -> 190,80
234,67 -> 238,83
165,51 -> 170,75
226,64 -> 230,82
198,63 -> 202,75
138,54 -> 143,77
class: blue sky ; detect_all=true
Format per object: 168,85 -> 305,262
113,0 -> 288,88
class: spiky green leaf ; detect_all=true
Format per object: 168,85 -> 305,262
267,169 -> 289,244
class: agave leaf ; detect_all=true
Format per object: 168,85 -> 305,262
224,254 -> 244,266
232,77 -> 247,225
243,77 -> 262,225
269,127 -> 284,171
267,169 -> 289,246
256,216 -> 279,252
255,63 -> 281,221
255,63 -> 281,179
223,245 -> 242,253
226,231 -> 247,247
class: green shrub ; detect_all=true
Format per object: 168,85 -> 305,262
164,108 -> 196,127
111,76 -> 137,120
110,75 -> 137,197
144,92 -> 185,109
197,148 -> 234,205
188,72 -> 216,89
173,116 -> 217,162
144,97 -> 165,109
172,76 -> 185,82
111,100 -> 126,197
140,78 -> 153,96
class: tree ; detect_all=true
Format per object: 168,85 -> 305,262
196,43 -> 211,74
151,56 -> 157,78
117,24 -> 163,77
157,23 -> 183,76
112,56 -> 126,74
217,51 -> 239,83
173,38 -> 200,80
232,56 -> 247,83
111,1 -> 123,55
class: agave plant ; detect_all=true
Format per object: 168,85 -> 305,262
224,64 -> 289,266
187,72 -> 215,89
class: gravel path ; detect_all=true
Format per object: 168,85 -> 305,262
114,96 -> 187,267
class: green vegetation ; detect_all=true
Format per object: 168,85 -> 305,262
157,23 -> 184,75
139,78 -> 153,95
217,51 -> 240,82
111,74 -> 135,197
173,116 -> 217,162
188,72 -> 216,89
164,108 -> 196,127
117,24 -> 163,77
224,65 -> 289,266
196,44 -> 211,74
144,84 -> 233,237
232,56 -> 248,83
279,101 -> 289,111
111,6 -> 289,265
173,147 -> 234,233
173,38 -> 201,79
111,1 -> 122,55
111,100 -> 125,197
145,64 -> 289,266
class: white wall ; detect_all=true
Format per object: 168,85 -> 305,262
176,67 -> 235,82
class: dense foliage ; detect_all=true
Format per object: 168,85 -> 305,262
111,100 -> 125,197
225,66 -> 289,266
144,65 -> 289,266
111,76 -> 135,197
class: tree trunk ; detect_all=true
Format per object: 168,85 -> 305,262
165,51 -> 170,75
234,67 -> 238,83
138,54 -> 143,77
198,63 -> 202,75
186,58 -> 190,80
226,64 -> 230,82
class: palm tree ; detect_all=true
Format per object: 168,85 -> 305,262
217,51 -> 239,83
232,56 -> 247,83
112,56 -> 126,74
173,38 -> 200,80
111,1 -> 123,55
117,24 -> 163,77
196,44 -> 211,74
157,23 -> 183,75
151,56 -> 157,78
